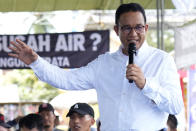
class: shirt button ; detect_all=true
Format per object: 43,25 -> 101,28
122,92 -> 126,95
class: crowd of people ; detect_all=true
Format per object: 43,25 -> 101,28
3,1 -> 184,131
0,102 -> 178,131
0,102 -> 97,131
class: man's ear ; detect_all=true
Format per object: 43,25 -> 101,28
114,25 -> 119,36
53,114 -> 56,122
90,118 -> 95,125
145,24 -> 149,32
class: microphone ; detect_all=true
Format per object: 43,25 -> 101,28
128,43 -> 136,83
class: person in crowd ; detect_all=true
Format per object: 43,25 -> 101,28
0,113 -> 11,131
54,115 -> 60,128
38,103 -> 62,131
66,103 -> 95,131
167,114 -> 178,131
96,118 -> 101,131
19,113 -> 43,131
8,2 -> 184,130
7,115 -> 23,131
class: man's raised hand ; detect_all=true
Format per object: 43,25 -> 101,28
8,39 -> 38,65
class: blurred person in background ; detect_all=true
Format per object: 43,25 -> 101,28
0,113 -> 11,131
19,113 -> 43,131
54,115 -> 60,128
167,114 -> 178,131
96,118 -> 101,131
7,115 -> 23,131
38,103 -> 63,131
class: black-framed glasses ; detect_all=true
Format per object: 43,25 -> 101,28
120,25 -> 145,34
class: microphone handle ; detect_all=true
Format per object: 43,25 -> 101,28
128,43 -> 136,83
129,54 -> 133,83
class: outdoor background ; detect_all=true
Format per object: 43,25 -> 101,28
0,0 -> 196,130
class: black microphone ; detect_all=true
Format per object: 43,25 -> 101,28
128,43 -> 136,83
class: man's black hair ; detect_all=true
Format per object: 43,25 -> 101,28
167,114 -> 178,129
115,3 -> 147,25
19,113 -> 43,131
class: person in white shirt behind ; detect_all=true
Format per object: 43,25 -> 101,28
8,2 -> 184,131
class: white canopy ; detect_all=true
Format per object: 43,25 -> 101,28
50,89 -> 97,109
0,84 -> 20,103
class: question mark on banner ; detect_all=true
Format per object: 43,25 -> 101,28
90,33 -> 101,51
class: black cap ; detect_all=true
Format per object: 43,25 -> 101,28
66,103 -> 94,118
38,103 -> 54,113
0,114 -> 11,128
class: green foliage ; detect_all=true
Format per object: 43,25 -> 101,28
3,69 -> 60,101
2,13 -> 61,102
28,14 -> 55,34
146,29 -> 174,53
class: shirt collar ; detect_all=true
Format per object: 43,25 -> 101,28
117,41 -> 149,58
136,41 -> 149,58
117,45 -> 128,60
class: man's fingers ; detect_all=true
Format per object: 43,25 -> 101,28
126,66 -> 140,81
126,72 -> 136,78
127,76 -> 136,81
9,46 -> 20,54
8,53 -> 18,58
126,67 -> 137,74
16,39 -> 27,48
127,64 -> 136,68
10,41 -> 22,51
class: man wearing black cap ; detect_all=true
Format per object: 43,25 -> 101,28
38,103 -> 62,131
0,113 -> 11,131
67,103 -> 95,131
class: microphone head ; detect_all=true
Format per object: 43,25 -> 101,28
128,43 -> 136,55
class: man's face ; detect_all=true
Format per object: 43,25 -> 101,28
20,127 -> 39,131
114,11 -> 148,55
69,113 -> 95,131
39,111 -> 55,130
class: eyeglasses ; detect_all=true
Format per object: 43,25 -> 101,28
120,25 -> 145,34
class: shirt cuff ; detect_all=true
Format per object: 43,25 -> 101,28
29,56 -> 42,69
141,77 -> 160,105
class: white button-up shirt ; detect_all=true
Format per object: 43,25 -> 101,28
30,42 -> 183,131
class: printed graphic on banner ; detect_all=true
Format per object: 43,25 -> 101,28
0,30 -> 109,69
175,22 -> 196,69
188,67 -> 196,131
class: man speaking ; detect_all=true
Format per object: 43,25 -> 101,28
8,3 -> 183,131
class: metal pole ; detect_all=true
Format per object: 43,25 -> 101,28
156,0 -> 160,49
120,0 -> 123,4
161,0 -> 165,50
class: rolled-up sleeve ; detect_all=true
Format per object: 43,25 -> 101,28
141,55 -> 184,114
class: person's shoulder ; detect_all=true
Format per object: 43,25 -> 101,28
148,45 -> 167,54
149,46 -> 176,66
148,46 -> 171,59
96,51 -> 117,61
85,51 -> 111,67
98,51 -> 115,57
